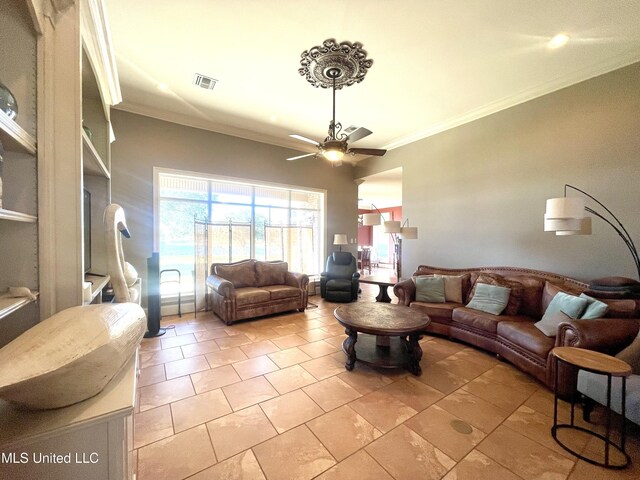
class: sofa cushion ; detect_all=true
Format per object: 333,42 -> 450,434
234,287 -> 271,306
616,329 -> 640,375
579,293 -> 609,319
216,261 -> 257,288
497,321 -> 556,359
411,302 -> 461,321
534,311 -> 573,337
326,279 -> 353,292
452,307 -> 530,334
468,274 -> 522,316
466,283 -> 511,315
256,261 -> 288,287
415,276 -> 446,303
262,285 -> 300,300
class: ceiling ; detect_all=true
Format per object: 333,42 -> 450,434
105,1 -> 640,164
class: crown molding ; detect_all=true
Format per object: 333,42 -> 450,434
383,52 -> 640,151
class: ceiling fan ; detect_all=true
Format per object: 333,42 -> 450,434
287,39 -> 387,165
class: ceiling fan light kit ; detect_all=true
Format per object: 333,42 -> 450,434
287,39 -> 387,164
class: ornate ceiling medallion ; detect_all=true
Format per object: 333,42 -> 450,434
298,39 -> 373,89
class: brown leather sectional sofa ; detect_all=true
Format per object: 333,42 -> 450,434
206,259 -> 308,325
394,266 -> 640,397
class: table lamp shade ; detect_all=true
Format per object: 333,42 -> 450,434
333,234 -> 348,245
545,197 -> 585,219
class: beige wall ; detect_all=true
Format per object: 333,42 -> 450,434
110,111 -> 358,305
355,62 -> 640,282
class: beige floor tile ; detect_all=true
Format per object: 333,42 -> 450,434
504,405 -> 591,459
337,366 -> 394,394
381,376 -> 444,411
324,335 -> 347,349
295,319 -> 327,330
477,425 -> 575,480
134,405 -> 174,449
297,328 -> 336,342
240,339 -> 280,358
478,363 -> 540,393
420,338 -> 466,365
298,340 -> 339,358
415,362 -> 468,394
253,425 -> 336,480
191,364 -> 241,394
260,389 -> 323,433
171,388 -> 232,433
365,424 -> 456,480
140,337 -> 162,351
181,340 -> 221,358
194,328 -> 230,342
321,323 -> 345,336
462,375 -> 533,413
232,355 -> 280,380
272,323 -> 304,336
301,355 -> 346,380
161,333 -> 198,350
405,404 -> 485,461
164,355 -> 210,380
138,364 -> 166,387
215,333 -> 253,350
267,346 -> 312,368
205,347 -> 248,368
222,376 -> 279,411
265,364 -> 317,394
437,389 -> 510,433
206,405 -> 277,461
139,347 -> 183,368
442,450 -> 522,480
243,328 -> 281,342
272,333 -> 308,349
137,425 -> 216,480
315,450 -> 393,480
174,323 -> 209,336
302,376 -> 362,412
307,405 -> 382,461
349,390 -> 417,433
188,450 -> 266,480
139,376 -> 195,412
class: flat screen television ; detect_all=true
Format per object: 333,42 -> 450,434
83,188 -> 91,273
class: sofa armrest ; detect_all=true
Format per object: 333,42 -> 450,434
206,274 -> 234,297
394,278 -> 416,306
286,271 -> 309,290
556,318 -> 640,353
352,272 -> 360,281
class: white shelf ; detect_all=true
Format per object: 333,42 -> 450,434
0,110 -> 37,155
0,291 -> 39,320
82,129 -> 110,178
0,208 -> 37,223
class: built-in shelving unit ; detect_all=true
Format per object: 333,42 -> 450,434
82,129 -> 110,178
0,0 -> 40,345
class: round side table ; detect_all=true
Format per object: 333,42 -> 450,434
551,346 -> 631,469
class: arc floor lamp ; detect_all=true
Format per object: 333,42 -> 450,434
544,184 -> 639,280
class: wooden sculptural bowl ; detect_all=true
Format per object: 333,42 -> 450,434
0,303 -> 146,409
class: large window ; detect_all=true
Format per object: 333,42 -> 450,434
155,169 -> 325,300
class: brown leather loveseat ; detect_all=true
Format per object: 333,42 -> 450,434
206,259 -> 308,325
394,266 -> 640,396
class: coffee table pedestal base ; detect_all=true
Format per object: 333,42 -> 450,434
342,331 -> 422,375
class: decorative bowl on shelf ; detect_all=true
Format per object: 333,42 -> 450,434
0,81 -> 18,120
0,303 -> 146,409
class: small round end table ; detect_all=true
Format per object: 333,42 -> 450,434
551,346 -> 631,469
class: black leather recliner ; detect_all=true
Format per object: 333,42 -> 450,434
320,252 -> 360,302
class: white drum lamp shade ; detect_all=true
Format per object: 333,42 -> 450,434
384,220 -> 401,233
543,215 -> 582,232
556,217 -> 592,236
362,213 -> 381,226
545,197 -> 585,219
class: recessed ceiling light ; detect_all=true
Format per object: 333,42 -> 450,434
157,83 -> 170,92
548,33 -> 570,49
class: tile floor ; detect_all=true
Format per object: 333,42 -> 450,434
134,284 -> 640,480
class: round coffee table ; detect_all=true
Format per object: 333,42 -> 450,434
333,303 -> 430,375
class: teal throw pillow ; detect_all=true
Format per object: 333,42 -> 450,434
415,276 -> 446,303
579,293 -> 609,319
540,291 -> 588,323
465,283 -> 511,315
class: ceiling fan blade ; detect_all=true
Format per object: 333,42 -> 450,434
349,148 -> 387,156
289,134 -> 320,146
346,127 -> 372,143
286,153 -> 315,161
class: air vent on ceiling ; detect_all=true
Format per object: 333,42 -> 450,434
193,73 -> 218,90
